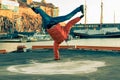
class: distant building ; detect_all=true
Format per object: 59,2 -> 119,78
52,7 -> 59,17
0,0 -> 20,33
29,0 -> 59,33
32,0 -> 59,17
40,0 -> 59,17
0,0 -> 19,12
26,0 -> 33,5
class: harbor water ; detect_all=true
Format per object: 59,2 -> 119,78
0,38 -> 120,80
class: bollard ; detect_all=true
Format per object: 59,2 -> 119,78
17,45 -> 26,52
0,49 -> 7,54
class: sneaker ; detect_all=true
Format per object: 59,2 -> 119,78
30,6 -> 39,13
31,6 -> 36,11
29,5 -> 39,11
80,5 -> 84,14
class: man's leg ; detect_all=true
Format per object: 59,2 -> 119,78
31,7 -> 52,29
53,42 -> 60,60
64,15 -> 84,37
31,5 -> 84,29
47,5 -> 84,28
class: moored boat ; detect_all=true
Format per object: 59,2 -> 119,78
73,0 -> 120,39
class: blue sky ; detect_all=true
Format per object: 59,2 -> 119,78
33,0 -> 120,24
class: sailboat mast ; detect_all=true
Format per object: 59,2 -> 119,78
114,11 -> 115,27
84,0 -> 87,29
100,0 -> 103,29
114,12 -> 115,24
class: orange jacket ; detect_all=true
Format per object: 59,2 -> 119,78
47,24 -> 67,44
47,17 -> 81,59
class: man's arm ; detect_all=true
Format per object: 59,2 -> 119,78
53,41 -> 60,60
64,15 -> 84,35
66,15 -> 84,27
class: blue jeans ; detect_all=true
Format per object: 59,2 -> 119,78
33,6 -> 81,29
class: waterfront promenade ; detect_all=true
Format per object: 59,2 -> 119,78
0,38 -> 120,80
0,44 -> 120,80
0,38 -> 120,53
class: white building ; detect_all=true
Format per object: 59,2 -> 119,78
0,0 -> 19,12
